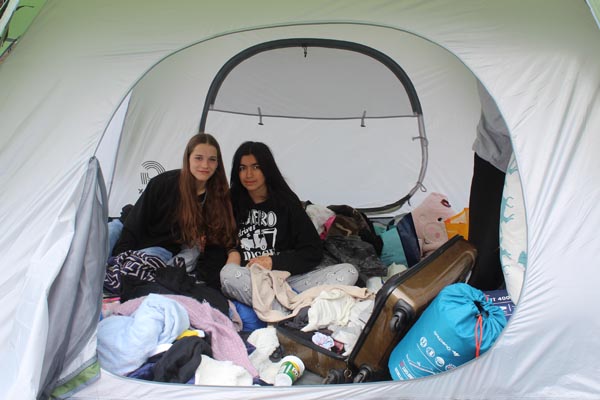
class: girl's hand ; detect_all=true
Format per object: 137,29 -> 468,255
226,250 -> 241,265
248,255 -> 272,270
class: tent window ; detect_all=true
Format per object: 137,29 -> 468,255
200,39 -> 427,213
201,39 -> 422,125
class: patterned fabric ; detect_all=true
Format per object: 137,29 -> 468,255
104,250 -> 182,293
499,154 -> 527,304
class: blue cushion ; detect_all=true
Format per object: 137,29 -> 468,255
233,300 -> 266,332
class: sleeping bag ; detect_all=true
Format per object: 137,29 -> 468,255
388,283 -> 506,380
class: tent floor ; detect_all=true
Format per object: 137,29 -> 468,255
295,370 -> 324,385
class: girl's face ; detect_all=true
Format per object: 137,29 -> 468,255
189,143 -> 218,187
239,154 -> 267,198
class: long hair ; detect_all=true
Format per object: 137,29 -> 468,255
178,133 -> 236,249
230,141 -> 301,221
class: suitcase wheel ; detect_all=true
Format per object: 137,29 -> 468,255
389,299 -> 414,332
323,368 -> 351,384
268,345 -> 284,362
389,308 -> 409,332
353,365 -> 374,383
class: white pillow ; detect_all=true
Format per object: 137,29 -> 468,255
499,154 -> 527,304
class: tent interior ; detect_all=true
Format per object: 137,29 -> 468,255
3,2 -> 599,399
92,22 -> 505,389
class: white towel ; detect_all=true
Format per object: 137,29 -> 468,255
301,289 -> 356,332
247,326 -> 281,384
194,355 -> 253,386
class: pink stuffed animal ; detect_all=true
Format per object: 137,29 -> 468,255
411,193 -> 455,258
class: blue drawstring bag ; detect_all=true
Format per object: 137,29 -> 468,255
388,283 -> 506,380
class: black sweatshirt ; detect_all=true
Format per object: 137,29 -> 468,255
112,170 -> 183,256
236,195 -> 323,276
112,170 -> 232,290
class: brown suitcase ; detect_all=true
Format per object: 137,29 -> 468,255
275,235 -> 476,383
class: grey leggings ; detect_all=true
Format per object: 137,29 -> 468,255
220,263 -> 359,307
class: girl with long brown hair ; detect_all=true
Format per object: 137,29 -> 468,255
177,132 -> 236,252
112,133 -> 238,290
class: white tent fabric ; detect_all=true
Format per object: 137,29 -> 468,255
106,25 -> 466,215
0,1 -> 599,399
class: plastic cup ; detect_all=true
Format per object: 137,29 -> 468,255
274,355 -> 305,386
